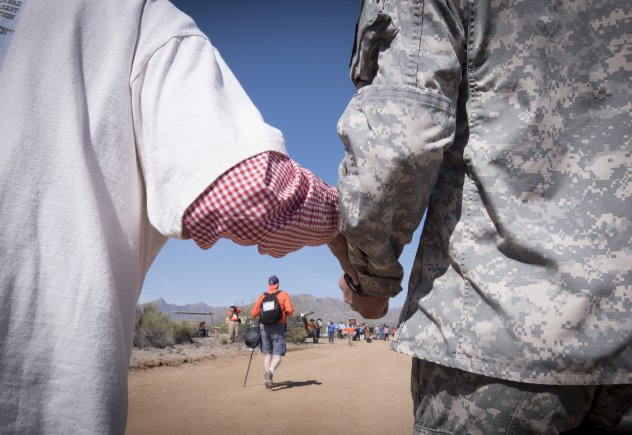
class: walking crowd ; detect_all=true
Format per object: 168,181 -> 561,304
307,320 -> 396,345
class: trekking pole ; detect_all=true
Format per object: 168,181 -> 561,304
243,346 -> 256,387
243,320 -> 261,387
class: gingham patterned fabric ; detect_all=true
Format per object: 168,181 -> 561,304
183,152 -> 339,257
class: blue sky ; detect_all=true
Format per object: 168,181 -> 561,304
140,0 -> 423,308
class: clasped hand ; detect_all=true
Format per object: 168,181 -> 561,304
327,234 -> 389,319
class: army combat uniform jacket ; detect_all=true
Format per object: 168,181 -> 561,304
337,0 -> 631,385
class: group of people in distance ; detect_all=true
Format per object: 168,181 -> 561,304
328,322 -> 395,343
2,0 -> 630,434
306,320 -> 395,344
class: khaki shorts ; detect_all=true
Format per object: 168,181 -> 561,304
411,359 -> 632,434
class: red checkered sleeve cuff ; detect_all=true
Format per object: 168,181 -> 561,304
182,152 -> 339,258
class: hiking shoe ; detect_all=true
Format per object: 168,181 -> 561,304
264,371 -> 274,389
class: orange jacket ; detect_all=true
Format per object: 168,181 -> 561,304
251,287 -> 293,324
227,307 -> 241,321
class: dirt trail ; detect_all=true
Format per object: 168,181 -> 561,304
126,339 -> 414,434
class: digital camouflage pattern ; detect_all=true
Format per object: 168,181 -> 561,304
411,359 -> 632,434
337,0 -> 632,385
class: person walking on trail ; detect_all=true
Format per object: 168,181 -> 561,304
250,275 -> 293,389
327,321 -> 335,344
226,305 -> 242,344
0,1 -> 353,432
332,0 -> 632,433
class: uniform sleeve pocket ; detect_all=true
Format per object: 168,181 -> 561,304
349,0 -> 398,88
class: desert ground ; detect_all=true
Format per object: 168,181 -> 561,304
127,337 -> 414,434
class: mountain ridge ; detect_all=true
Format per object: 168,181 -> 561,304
145,294 -> 402,326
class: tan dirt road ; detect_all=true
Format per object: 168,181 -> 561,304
126,339 -> 414,435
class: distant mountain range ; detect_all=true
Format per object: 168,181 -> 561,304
146,295 -> 403,326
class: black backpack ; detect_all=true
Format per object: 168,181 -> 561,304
259,291 -> 282,324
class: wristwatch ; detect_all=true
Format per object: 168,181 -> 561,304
344,273 -> 366,297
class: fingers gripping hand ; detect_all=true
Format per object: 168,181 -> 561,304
328,234 -> 389,318
338,275 -> 389,319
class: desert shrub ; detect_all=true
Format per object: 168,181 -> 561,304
134,303 -> 195,348
215,321 -> 228,334
285,321 -> 309,344
234,312 -> 307,344
172,322 -> 195,344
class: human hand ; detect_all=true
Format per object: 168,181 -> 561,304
338,275 -> 389,319
328,234 -> 389,318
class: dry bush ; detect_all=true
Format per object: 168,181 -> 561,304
215,322 -> 228,334
172,322 -> 194,345
134,303 -> 194,348
285,321 -> 309,344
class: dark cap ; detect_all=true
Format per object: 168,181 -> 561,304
268,275 -> 279,285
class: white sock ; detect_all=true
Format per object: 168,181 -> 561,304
269,368 -> 275,375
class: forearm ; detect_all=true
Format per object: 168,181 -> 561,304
338,0 -> 464,297
338,91 -> 455,298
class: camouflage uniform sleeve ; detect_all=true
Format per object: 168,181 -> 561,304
337,0 -> 466,297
